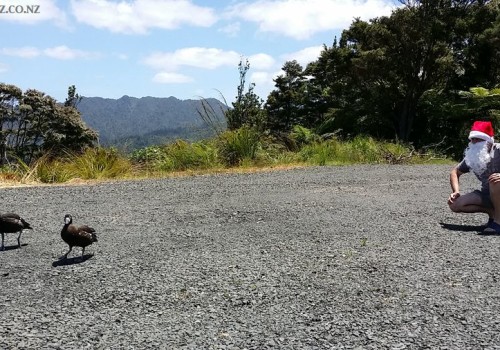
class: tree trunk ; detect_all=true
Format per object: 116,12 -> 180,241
0,124 -> 6,165
397,94 -> 418,142
0,147 -> 5,165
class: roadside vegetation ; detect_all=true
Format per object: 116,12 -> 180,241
0,129 -> 450,185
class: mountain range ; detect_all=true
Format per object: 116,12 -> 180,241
77,95 -> 228,149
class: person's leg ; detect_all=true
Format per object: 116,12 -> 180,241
480,182 -> 500,233
448,191 -> 494,217
488,181 -> 500,223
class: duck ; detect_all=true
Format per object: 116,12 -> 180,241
0,213 -> 33,250
60,214 -> 97,259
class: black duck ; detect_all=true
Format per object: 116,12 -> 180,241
0,213 -> 32,250
61,214 -> 97,259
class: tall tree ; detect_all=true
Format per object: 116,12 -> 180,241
225,59 -> 265,131
304,0 -> 500,143
265,60 -> 309,133
340,4 -> 456,141
0,84 -> 23,165
446,0 -> 500,89
305,39 -> 375,136
64,85 -> 83,108
0,83 -> 98,164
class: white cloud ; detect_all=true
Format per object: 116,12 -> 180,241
251,71 -> 276,85
0,0 -> 68,27
153,72 -> 193,84
281,46 -> 324,68
248,46 -> 326,97
226,0 -> 396,39
218,22 -> 240,37
247,53 -> 275,70
0,63 -> 8,73
251,70 -> 282,98
71,0 -> 217,34
1,47 -> 41,58
44,45 -> 100,60
1,46 -> 99,60
143,47 -> 241,71
245,47 -> 323,90
116,53 -> 129,60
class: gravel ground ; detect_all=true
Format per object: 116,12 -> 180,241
1,164 -> 500,350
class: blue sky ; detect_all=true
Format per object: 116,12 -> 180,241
0,0 -> 399,104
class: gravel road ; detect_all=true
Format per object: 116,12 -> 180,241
1,164 -> 500,349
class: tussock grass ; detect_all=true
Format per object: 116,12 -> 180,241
0,148 -> 132,184
217,126 -> 261,166
160,140 -> 218,171
299,136 -> 448,166
0,131 -> 452,185
66,148 -> 132,180
33,155 -> 74,183
131,141 -> 219,172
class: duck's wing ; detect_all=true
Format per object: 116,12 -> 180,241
67,225 -> 96,243
78,225 -> 96,234
0,214 -> 24,232
1,213 -> 21,218
1,214 -> 31,229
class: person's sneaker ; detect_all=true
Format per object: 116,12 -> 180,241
485,218 -> 494,227
481,220 -> 500,235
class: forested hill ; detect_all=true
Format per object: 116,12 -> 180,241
77,95 -> 227,149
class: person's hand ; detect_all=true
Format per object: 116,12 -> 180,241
448,192 -> 460,205
489,173 -> 500,184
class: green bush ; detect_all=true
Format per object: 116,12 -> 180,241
156,140 -> 218,171
217,126 -> 261,166
67,147 -> 132,179
299,136 -> 421,165
130,146 -> 165,163
0,134 -> 451,185
300,140 -> 340,165
344,136 -> 380,163
289,125 -> 320,148
35,158 -> 73,183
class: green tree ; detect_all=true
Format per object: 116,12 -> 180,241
64,84 -> 82,108
0,83 -> 23,165
0,83 -> 98,164
265,60 -> 309,133
305,0 -> 500,145
340,4 -> 456,141
225,59 -> 265,131
305,39 -> 367,137
447,0 -> 500,89
416,86 -> 500,159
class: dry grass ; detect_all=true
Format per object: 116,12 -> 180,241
0,135 -> 452,188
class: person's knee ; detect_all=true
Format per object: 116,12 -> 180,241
448,201 -> 462,213
490,181 -> 500,196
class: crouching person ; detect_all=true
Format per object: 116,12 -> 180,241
448,120 -> 500,234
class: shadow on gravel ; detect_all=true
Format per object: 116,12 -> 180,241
440,222 -> 483,232
439,222 -> 500,235
1,243 -> 28,251
52,254 -> 93,267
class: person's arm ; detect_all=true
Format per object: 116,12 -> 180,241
448,167 -> 463,204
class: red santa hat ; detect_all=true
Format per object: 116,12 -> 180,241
469,121 -> 494,143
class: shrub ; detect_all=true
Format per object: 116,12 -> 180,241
156,140 -> 218,171
34,156 -> 73,183
289,125 -> 320,148
67,147 -> 132,179
130,146 -> 165,163
300,140 -> 340,165
217,126 -> 261,166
